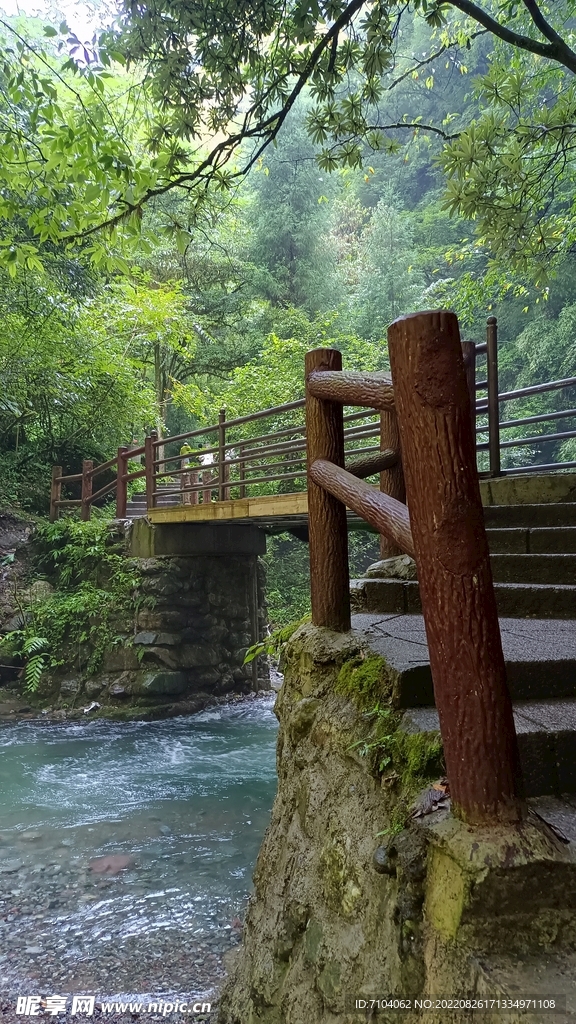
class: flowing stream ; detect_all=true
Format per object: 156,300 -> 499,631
0,696 -> 278,1004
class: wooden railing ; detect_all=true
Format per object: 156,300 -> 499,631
49,402 -> 390,521
50,316 -> 576,521
306,310 -> 522,827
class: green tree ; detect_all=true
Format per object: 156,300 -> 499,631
248,108 -> 339,311
104,2 -> 576,279
0,3 -> 574,288
0,269 -> 157,510
352,192 -> 426,341
80,276 -> 197,429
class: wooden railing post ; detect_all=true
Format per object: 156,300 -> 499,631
388,310 -> 522,825
305,348 -> 350,632
486,315 -> 501,476
81,460 -> 93,521
116,446 -> 129,519
50,466 -> 62,522
239,444 -> 246,499
461,340 -> 477,448
379,408 -> 405,558
218,408 -> 226,501
203,471 -> 212,506
145,430 -> 158,511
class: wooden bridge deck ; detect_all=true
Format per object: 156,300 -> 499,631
146,491 -> 372,534
147,491 -> 308,528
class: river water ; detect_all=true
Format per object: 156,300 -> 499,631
0,695 -> 278,1009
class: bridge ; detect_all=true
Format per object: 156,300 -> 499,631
50,315 -> 576,533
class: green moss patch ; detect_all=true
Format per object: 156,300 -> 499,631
334,648 -> 444,833
335,653 -> 391,710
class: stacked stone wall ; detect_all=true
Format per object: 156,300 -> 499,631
53,553 -> 270,717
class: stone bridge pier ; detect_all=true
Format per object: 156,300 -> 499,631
89,519 -> 271,717
122,520 -> 268,704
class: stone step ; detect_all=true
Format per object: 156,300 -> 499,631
490,553 -> 576,584
484,503 -> 576,527
401,698 -> 576,798
127,497 -> 179,505
353,612 -> 576,707
128,492 -> 178,502
351,577 -> 576,618
487,526 -> 576,553
477,927 -> 576,1009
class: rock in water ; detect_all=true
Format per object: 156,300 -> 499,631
88,854 -> 134,874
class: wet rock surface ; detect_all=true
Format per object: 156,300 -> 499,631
0,695 -> 279,1022
0,860 -> 235,1020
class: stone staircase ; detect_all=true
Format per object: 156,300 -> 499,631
351,492 -> 576,809
125,484 -> 182,519
351,501 -> 576,620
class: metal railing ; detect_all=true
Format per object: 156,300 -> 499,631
49,316 -> 576,521
473,316 -> 576,476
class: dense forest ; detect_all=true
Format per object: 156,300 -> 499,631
1,1 -> 576,623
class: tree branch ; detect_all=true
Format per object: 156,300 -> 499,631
448,0 -> 576,74
521,0 -> 572,51
367,121 -> 459,140
74,0 -> 368,240
388,29 -> 486,91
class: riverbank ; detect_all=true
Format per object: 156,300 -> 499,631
0,660 -> 282,723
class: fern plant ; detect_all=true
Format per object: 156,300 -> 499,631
0,631 -> 49,692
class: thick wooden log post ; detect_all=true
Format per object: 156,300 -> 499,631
379,408 -> 405,559
486,316 -> 501,476
145,431 -> 158,511
50,466 -> 62,522
115,447 -> 129,519
461,341 -> 477,451
218,408 -> 226,501
305,348 -> 350,632
388,310 -> 522,825
81,460 -> 93,521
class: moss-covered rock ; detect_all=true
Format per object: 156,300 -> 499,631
219,623 -> 576,1024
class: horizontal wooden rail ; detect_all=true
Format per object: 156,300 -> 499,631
55,472 -> 82,484
89,478 -> 120,503
88,455 -> 122,478
345,449 -> 398,478
498,407 -> 576,430
152,469 -> 308,499
307,370 -> 394,410
495,459 -> 576,475
477,427 -> 576,451
151,398 -> 307,449
309,459 -> 414,557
